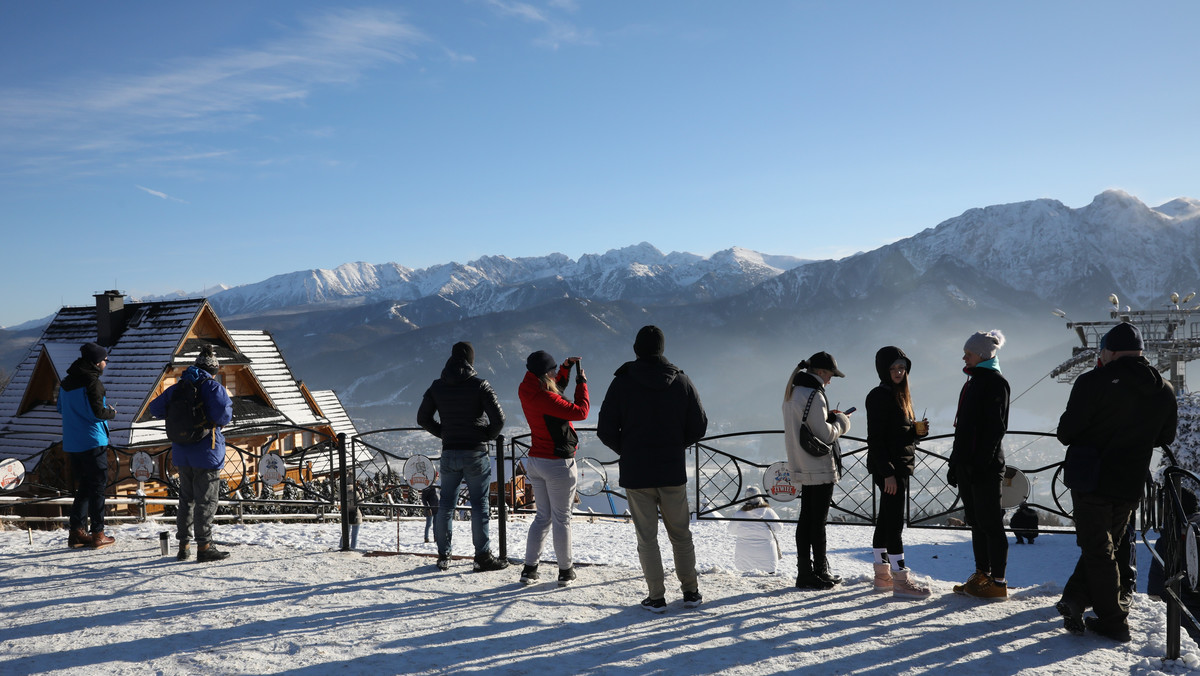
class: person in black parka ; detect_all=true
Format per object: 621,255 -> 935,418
866,346 -> 931,598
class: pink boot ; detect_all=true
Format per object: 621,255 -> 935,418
892,568 -> 932,599
873,563 -> 893,591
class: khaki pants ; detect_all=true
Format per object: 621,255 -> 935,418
626,485 -> 699,599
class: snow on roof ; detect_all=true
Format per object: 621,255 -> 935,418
228,330 -> 326,428
302,389 -> 372,474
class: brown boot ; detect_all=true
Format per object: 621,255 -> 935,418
68,528 -> 93,549
89,531 -> 115,549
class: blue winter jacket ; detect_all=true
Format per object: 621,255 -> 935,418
148,366 -> 234,470
57,357 -> 115,452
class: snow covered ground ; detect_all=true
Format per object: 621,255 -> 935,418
3,517 -> 1200,675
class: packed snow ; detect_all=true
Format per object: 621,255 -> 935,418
2,516 -> 1199,675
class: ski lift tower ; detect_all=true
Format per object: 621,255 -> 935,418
1050,292 -> 1200,393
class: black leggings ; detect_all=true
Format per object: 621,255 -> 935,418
872,475 -> 907,554
796,482 -> 835,570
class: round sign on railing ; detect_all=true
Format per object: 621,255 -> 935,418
0,458 -> 25,491
131,451 -> 154,482
763,461 -> 798,503
260,453 -> 286,486
1188,524 -> 1200,591
404,455 -> 437,489
1000,465 -> 1031,509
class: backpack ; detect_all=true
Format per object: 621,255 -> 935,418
165,379 -> 210,444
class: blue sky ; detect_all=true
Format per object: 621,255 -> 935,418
2,1 -> 1198,327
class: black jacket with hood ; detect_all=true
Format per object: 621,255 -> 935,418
1057,354 -> 1176,500
416,356 -> 505,452
597,355 -> 708,489
865,346 -> 917,479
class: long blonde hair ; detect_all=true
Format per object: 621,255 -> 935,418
783,361 -> 810,401
539,370 -> 560,395
895,375 -> 915,421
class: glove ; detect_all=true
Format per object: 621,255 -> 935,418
947,465 -> 958,488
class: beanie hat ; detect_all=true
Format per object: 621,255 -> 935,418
526,350 -> 557,375
451,341 -> 475,365
1103,322 -> 1143,352
964,330 -> 1006,360
81,341 -> 108,364
195,345 -> 220,375
634,325 -> 665,357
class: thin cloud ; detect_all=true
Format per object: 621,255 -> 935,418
0,8 -> 425,175
484,0 -> 595,48
135,185 -> 189,204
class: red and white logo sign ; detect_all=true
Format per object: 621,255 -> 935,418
131,452 -> 154,482
404,455 -> 437,489
764,461 -> 797,502
0,458 -> 25,491
259,453 -> 287,486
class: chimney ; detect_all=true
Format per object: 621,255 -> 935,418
95,290 -> 127,347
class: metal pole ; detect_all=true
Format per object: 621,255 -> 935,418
338,433 -> 350,552
1167,473 -> 1182,661
496,435 -> 507,561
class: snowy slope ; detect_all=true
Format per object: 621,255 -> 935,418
3,519 -> 1199,675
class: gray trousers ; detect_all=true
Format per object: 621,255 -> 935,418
177,466 -> 221,545
522,457 -> 578,569
626,485 -> 699,599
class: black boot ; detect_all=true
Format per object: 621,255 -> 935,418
814,556 -> 842,586
796,559 -> 834,590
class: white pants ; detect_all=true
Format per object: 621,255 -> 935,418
522,456 -> 578,569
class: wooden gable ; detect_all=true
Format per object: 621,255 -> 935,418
16,349 -> 59,417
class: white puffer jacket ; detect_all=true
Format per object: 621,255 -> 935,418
782,372 -> 850,486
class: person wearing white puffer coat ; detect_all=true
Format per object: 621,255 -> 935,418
783,351 -> 852,590
728,487 -> 783,574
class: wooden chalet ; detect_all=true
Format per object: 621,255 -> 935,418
0,291 -> 361,514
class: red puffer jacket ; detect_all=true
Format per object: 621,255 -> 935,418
518,366 -> 589,459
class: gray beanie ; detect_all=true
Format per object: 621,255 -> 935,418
964,330 -> 1006,359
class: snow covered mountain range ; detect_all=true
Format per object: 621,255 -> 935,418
207,243 -> 811,318
206,189 -> 1200,324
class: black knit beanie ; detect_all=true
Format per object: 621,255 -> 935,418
634,325 -> 665,358
451,341 -> 475,365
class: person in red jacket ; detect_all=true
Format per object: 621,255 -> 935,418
517,350 -> 589,587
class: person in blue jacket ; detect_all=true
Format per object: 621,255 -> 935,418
58,341 -> 117,549
149,345 -> 234,562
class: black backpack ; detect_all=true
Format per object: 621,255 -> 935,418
165,379 -> 210,444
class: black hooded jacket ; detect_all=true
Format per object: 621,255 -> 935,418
1057,355 -> 1177,500
865,346 -> 917,479
416,356 -> 505,452
597,355 -> 708,489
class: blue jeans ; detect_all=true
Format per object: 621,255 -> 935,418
434,450 -> 492,558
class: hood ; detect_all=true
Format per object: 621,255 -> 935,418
440,356 -> 478,385
874,346 -> 910,384
791,369 -> 824,393
1107,355 -> 1166,395
181,365 -> 212,384
615,355 -> 681,392
62,357 -> 102,391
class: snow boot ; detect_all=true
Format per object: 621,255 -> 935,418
177,542 -> 191,561
965,578 -> 1007,601
873,563 -> 893,591
952,569 -> 988,596
892,569 -> 931,599
1085,616 -> 1132,642
1056,599 -> 1085,636
68,528 -> 92,549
